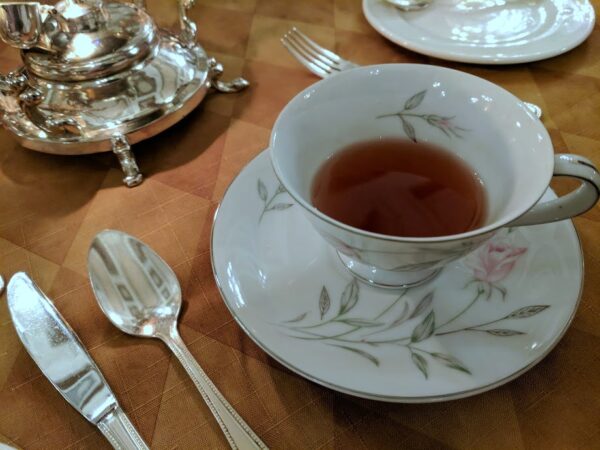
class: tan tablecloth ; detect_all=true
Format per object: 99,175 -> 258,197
1,0 -> 600,448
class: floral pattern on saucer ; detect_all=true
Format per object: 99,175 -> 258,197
257,179 -> 293,222
212,149 -> 583,402
280,236 -> 550,379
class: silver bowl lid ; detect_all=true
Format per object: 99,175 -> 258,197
23,1 -> 157,81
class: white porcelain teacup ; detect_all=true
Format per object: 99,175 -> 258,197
270,64 -> 600,288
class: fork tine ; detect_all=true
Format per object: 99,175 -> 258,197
286,31 -> 342,72
281,37 -> 331,78
283,35 -> 335,75
290,27 -> 342,65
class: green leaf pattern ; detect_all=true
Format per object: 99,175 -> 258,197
431,353 -> 471,375
319,287 -> 330,320
504,305 -> 550,319
409,292 -> 434,319
404,90 -> 427,110
278,217 -> 547,380
411,311 -> 435,343
401,117 -> 417,143
339,278 -> 360,315
284,312 -> 308,323
377,89 -> 468,142
333,345 -> 380,367
411,352 -> 429,379
339,318 -> 384,327
270,202 -> 294,210
258,178 -> 293,222
257,179 -> 267,202
485,329 -> 526,337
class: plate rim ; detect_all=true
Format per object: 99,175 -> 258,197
361,0 -> 596,65
210,148 -> 585,403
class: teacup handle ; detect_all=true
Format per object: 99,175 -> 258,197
509,154 -> 600,227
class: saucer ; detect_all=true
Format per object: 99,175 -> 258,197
211,149 -> 583,402
362,0 -> 595,64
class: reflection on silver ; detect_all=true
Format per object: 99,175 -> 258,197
208,57 -> 251,93
6,272 -> 149,450
88,230 -> 268,450
0,0 -> 249,187
111,134 -> 142,187
0,3 -> 44,49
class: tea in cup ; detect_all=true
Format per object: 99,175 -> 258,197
270,64 -> 600,288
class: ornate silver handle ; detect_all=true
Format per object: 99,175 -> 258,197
162,324 -> 268,449
177,0 -> 197,46
207,58 -> 250,94
0,69 -> 44,117
97,407 -> 149,450
171,1 -> 249,93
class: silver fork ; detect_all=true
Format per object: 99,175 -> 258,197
281,27 -> 543,120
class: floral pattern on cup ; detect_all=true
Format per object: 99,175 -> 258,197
279,234 -> 548,379
377,90 -> 468,142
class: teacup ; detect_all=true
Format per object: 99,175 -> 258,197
270,64 -> 600,288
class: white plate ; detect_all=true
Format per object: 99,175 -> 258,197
211,149 -> 583,402
362,0 -> 595,64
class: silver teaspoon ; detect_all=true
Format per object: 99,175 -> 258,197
88,230 -> 268,450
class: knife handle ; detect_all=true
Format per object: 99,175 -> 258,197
97,407 -> 149,450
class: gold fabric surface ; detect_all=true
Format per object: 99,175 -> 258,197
1,0 -> 600,448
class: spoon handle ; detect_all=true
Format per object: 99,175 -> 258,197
164,327 -> 268,450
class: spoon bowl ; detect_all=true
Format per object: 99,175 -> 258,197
88,230 -> 181,338
88,229 -> 267,450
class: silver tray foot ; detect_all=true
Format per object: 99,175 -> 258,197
111,134 -> 143,187
207,57 -> 249,93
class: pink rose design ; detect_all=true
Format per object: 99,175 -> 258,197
470,242 -> 527,283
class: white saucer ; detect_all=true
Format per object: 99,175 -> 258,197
211,149 -> 583,402
362,0 -> 595,64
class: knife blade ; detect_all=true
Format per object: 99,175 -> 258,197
6,272 -> 149,450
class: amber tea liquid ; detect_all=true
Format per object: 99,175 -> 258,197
310,138 -> 487,238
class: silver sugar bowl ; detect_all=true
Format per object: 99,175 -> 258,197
0,0 -> 248,186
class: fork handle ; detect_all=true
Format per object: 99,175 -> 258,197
162,325 -> 268,450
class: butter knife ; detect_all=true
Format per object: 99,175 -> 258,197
6,272 -> 149,450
